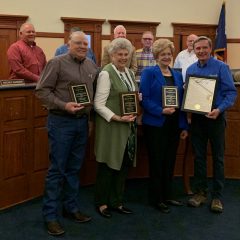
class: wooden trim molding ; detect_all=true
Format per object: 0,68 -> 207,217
101,35 -> 111,41
108,19 -> 160,35
227,39 -> 240,43
0,14 -> 28,29
37,32 -> 64,38
172,22 -> 217,35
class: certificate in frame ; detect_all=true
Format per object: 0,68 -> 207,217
69,83 -> 91,105
120,91 -> 139,116
181,75 -> 218,114
162,86 -> 179,108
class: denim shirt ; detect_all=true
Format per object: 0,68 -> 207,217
186,57 -> 237,112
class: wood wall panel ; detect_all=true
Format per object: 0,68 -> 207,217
33,127 -> 49,171
108,20 -> 160,50
0,87 -> 47,209
2,129 -> 28,179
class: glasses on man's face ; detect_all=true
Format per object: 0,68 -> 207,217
142,38 -> 153,41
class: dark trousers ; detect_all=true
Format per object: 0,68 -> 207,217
143,118 -> 180,204
191,113 -> 225,199
95,149 -> 131,208
42,114 -> 88,222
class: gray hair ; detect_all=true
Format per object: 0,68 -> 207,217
113,25 -> 126,35
152,38 -> 174,59
234,71 -> 240,82
69,31 -> 87,41
108,38 -> 132,55
193,36 -> 212,48
19,22 -> 34,32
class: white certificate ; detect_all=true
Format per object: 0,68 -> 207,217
182,75 -> 217,114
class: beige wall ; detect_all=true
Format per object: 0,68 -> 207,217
1,0 -> 239,66
36,38 -> 63,61
1,0 -> 239,37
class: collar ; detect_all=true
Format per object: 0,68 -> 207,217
22,39 -> 36,47
196,57 -> 212,68
69,53 -> 86,64
143,47 -> 152,53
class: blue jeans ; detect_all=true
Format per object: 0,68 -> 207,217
42,113 -> 88,222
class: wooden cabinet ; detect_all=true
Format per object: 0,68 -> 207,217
0,86 -> 48,209
0,85 -> 239,209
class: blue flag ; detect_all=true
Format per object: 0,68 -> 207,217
214,3 -> 226,62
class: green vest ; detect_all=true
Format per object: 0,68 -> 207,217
95,64 -> 137,170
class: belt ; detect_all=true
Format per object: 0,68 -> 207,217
49,110 -> 88,119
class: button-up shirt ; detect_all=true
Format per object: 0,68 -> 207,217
36,53 -> 98,113
7,40 -> 46,82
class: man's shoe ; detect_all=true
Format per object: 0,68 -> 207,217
210,199 -> 223,213
115,205 -> 133,214
96,206 -> 112,218
62,209 -> 92,223
156,202 -> 170,214
46,221 -> 65,236
166,199 -> 184,206
188,192 -> 207,207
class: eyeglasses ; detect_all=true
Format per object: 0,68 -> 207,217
142,38 -> 153,41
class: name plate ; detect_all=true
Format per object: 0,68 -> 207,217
162,86 -> 179,108
0,79 -> 25,86
181,75 -> 217,114
69,83 -> 91,105
120,91 -> 139,116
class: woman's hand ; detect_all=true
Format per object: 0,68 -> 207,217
121,114 -> 136,122
162,107 -> 175,115
138,92 -> 142,101
112,114 -> 136,122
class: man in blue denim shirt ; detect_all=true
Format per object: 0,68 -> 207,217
186,36 -> 237,213
55,27 -> 96,64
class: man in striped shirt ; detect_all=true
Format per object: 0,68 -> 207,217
135,31 -> 156,80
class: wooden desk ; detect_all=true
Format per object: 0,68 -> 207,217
0,84 -> 239,209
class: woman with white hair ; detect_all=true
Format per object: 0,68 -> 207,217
94,38 -> 139,218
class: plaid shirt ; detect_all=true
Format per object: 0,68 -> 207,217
136,48 -> 156,78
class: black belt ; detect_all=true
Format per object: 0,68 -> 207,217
49,110 -> 88,119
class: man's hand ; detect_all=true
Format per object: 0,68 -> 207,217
65,102 -> 84,114
180,130 -> 188,140
205,108 -> 220,119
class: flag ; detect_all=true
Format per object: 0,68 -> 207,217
214,2 -> 227,62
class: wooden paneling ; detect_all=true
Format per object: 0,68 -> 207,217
108,20 -> 160,50
0,87 -> 47,209
0,15 -> 28,79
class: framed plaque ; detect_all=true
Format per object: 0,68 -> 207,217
162,86 -> 179,108
181,75 -> 218,114
69,83 -> 91,105
120,91 -> 139,116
